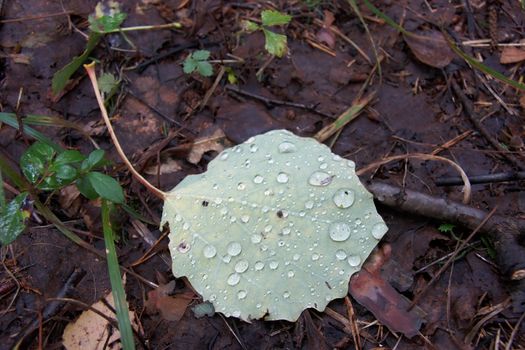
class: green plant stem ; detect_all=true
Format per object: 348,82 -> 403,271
101,199 -> 135,350
0,170 -> 6,211
105,22 -> 181,33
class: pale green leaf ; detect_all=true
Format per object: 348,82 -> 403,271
192,50 -> 211,61
161,130 -> 388,322
196,61 -> 213,77
241,20 -> 260,33
261,10 -> 292,26
98,73 -> 119,95
263,29 -> 288,57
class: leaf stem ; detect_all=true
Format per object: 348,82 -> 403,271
104,22 -> 182,33
84,62 -> 166,200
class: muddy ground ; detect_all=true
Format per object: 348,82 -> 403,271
1,0 -> 525,349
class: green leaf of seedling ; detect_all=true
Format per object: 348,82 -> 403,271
241,20 -> 260,33
89,12 -> 127,33
76,176 -> 99,200
86,172 -> 125,204
225,67 -> 238,84
0,192 -> 30,245
55,150 -> 86,165
55,165 -> 78,181
20,142 -> 56,183
38,176 -> 68,191
196,61 -> 214,77
183,58 -> 198,74
183,50 -> 214,77
262,28 -> 288,57
98,72 -> 120,95
81,149 -> 106,171
192,50 -> 210,61
438,223 -> 455,234
88,1 -> 127,34
261,10 -> 292,26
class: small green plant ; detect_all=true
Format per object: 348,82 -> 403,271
242,10 -> 292,58
20,141 -> 124,203
52,1 -> 181,94
183,50 -> 214,77
0,141 -> 126,246
438,223 -> 455,234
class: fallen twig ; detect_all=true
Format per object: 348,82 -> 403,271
436,171 -> 525,186
225,85 -> 333,119
365,181 -> 525,312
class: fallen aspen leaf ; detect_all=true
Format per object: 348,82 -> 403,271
62,291 -> 138,350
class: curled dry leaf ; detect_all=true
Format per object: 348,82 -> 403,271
349,245 -> 425,338
62,291 -> 139,350
145,281 -> 194,321
404,31 -> 454,68
187,128 -> 229,164
500,46 -> 525,64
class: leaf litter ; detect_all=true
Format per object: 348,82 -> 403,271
1,0 -> 525,349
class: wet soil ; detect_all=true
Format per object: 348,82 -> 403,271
1,0 -> 525,349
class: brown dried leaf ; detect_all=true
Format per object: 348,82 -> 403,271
59,184 -> 82,217
349,246 -> 425,338
187,128 -> 228,164
404,31 -> 454,68
144,158 -> 182,175
145,281 -> 194,321
500,46 -> 525,64
62,291 -> 138,350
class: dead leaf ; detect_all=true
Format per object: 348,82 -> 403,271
145,281 -> 194,321
315,11 -> 336,49
144,158 -> 182,175
404,31 -> 454,68
349,245 -> 425,338
500,46 -> 525,64
59,185 -> 82,217
187,128 -> 228,164
62,291 -> 139,350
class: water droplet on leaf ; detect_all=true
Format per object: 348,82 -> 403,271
371,222 -> 388,239
227,242 -> 242,256
329,222 -> 351,242
203,245 -> 217,258
333,188 -> 355,209
308,171 -> 333,186
277,172 -> 289,184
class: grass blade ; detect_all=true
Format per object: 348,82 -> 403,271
101,199 -> 136,350
314,92 -> 375,142
0,113 -> 62,152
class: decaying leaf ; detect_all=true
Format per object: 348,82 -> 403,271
144,158 -> 182,175
404,31 -> 454,68
145,281 -> 194,321
162,130 -> 389,321
500,46 -> 525,64
349,245 -> 424,338
62,291 -> 138,350
187,128 -> 229,164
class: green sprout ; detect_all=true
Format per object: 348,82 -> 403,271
183,50 -> 214,77
242,10 -> 292,58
